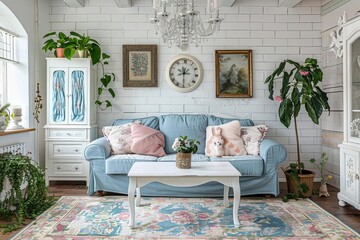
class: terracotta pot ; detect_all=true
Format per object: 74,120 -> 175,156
56,48 -> 65,58
176,152 -> 191,169
284,169 -> 315,197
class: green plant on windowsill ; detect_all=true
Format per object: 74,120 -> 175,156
0,152 -> 54,233
0,103 -> 14,127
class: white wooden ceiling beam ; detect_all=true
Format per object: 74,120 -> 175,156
221,0 -> 236,7
114,0 -> 132,8
63,0 -> 85,7
279,0 -> 302,7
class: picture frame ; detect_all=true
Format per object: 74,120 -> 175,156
123,45 -> 157,87
215,50 -> 253,98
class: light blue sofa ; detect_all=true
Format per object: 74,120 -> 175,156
84,114 -> 287,197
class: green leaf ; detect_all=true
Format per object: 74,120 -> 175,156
100,77 -> 107,86
108,88 -> 115,98
104,61 -> 109,65
268,79 -> 274,100
291,88 -> 301,118
279,99 -> 293,128
89,43 -> 101,65
275,61 -> 286,76
98,87 -> 103,95
313,68 -> 323,84
95,100 -> 102,105
305,102 -> 319,124
58,32 -> 67,40
70,31 -> 84,39
280,71 -> 290,98
102,53 -> 110,59
105,100 -> 112,108
43,32 -> 56,38
64,48 -> 76,60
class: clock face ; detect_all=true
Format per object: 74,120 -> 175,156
166,55 -> 203,93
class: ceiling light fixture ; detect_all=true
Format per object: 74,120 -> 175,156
150,0 -> 223,50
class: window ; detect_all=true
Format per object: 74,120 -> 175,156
0,28 -> 16,105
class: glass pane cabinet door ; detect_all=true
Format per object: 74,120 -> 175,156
70,69 -> 85,123
51,70 -> 66,123
351,38 -> 360,140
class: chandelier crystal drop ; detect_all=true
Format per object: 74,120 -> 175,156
150,0 -> 223,50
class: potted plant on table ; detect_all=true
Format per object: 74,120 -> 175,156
265,58 -> 331,199
172,136 -> 200,169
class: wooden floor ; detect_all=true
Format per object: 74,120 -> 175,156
1,182 -> 359,239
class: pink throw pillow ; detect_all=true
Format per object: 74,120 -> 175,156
205,120 -> 247,156
131,123 -> 166,157
241,125 -> 268,155
102,124 -> 133,155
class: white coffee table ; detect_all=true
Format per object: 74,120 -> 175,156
127,162 -> 241,228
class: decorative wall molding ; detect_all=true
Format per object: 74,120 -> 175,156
63,0 -> 85,7
329,12 -> 346,58
278,0 -> 302,8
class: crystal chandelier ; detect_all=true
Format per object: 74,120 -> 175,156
150,0 -> 223,50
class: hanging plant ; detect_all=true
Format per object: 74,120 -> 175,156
0,152 -> 54,233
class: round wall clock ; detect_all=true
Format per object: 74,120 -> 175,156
165,54 -> 203,93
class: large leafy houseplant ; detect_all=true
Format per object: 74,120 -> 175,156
0,152 -> 54,233
265,58 -> 330,198
65,31 -> 102,61
42,32 -> 74,58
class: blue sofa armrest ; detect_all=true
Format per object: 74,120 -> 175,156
84,137 -> 111,161
259,138 -> 287,172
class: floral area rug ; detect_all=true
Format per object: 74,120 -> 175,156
11,196 -> 360,239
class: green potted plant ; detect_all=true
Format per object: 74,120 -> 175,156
42,31 -> 73,58
310,153 -> 333,197
0,152 -> 54,233
172,136 -> 200,169
265,58 -> 330,198
0,103 -> 13,130
65,31 -> 102,61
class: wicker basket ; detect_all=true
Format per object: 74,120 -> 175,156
284,169 -> 315,197
176,153 -> 191,169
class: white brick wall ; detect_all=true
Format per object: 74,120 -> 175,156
48,0 -> 323,166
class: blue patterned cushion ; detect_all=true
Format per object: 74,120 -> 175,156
210,155 -> 263,176
105,154 -> 158,174
158,154 -> 210,162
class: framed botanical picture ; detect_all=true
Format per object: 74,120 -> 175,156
215,50 -> 253,98
123,45 -> 157,87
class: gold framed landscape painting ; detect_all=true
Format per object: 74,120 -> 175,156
123,45 -> 157,87
215,50 -> 253,98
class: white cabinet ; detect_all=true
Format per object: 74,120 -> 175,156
44,58 -> 97,186
338,16 -> 360,210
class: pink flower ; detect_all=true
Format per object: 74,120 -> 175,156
299,70 -> 309,76
274,96 -> 283,103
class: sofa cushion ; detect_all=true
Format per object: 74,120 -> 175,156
131,123 -> 166,157
158,114 -> 208,154
205,121 -> 247,156
208,116 -> 254,127
102,124 -> 133,155
209,155 -> 264,176
113,116 -> 159,129
158,154 -> 210,162
105,154 -> 158,174
241,125 -> 268,155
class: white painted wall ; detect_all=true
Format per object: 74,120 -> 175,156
47,0 -> 324,175
0,0 -> 49,167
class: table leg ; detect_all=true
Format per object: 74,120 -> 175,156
128,177 -> 136,227
223,185 -> 229,207
232,178 -> 241,228
136,187 -> 141,207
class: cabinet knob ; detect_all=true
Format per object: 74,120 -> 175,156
75,167 -> 79,171
75,149 -> 79,153
67,133 -> 71,136
57,166 -> 61,170
57,148 -> 62,152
